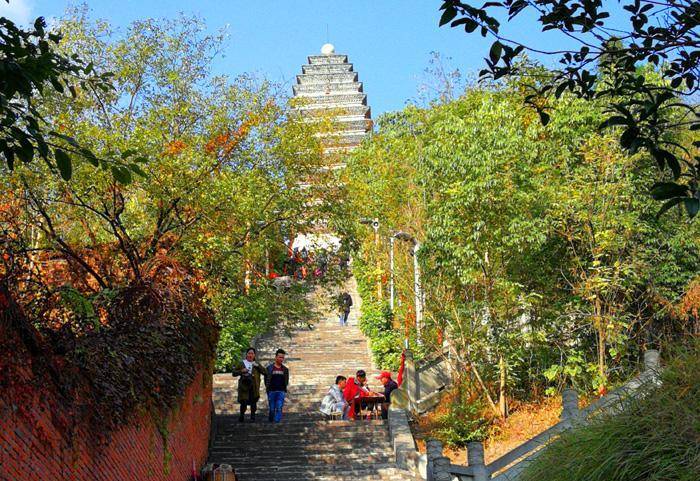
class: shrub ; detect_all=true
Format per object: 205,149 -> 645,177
352,254 -> 408,370
356,297 -> 403,370
213,282 -> 315,372
521,341 -> 700,481
432,388 -> 491,448
0,257 -> 219,440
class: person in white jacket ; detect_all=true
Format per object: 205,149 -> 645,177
320,376 -> 350,419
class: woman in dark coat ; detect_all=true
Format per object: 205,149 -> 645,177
232,347 -> 266,422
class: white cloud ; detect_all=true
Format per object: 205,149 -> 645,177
0,0 -> 34,27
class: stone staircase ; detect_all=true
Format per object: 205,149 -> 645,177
209,277 -> 419,481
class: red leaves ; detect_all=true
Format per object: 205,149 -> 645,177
675,277 -> 700,325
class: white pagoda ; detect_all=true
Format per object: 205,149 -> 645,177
292,43 -> 372,156
290,44 -> 373,252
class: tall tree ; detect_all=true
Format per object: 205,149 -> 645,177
438,0 -> 699,218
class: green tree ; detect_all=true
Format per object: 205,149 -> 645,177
1,10 -> 330,369
346,70 -> 699,423
0,6 -> 145,181
438,0 -> 700,217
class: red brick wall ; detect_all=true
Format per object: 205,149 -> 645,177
0,358 -> 212,481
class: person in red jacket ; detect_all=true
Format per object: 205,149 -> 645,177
343,370 -> 371,420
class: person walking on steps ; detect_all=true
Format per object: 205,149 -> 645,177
232,347 -> 266,422
339,292 -> 353,326
265,349 -> 289,423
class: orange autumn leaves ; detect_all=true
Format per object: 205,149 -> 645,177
162,107 -> 271,159
163,139 -> 187,156
204,122 -> 249,157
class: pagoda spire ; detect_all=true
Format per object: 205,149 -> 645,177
292,44 -> 373,156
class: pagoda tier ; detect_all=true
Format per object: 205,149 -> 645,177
292,44 -> 372,153
297,104 -> 371,118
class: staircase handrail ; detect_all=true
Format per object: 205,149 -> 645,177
427,349 -> 661,481
416,349 -> 451,373
403,348 -> 453,414
485,419 -> 571,476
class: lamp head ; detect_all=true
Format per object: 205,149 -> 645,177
393,231 -> 414,243
359,218 -> 380,229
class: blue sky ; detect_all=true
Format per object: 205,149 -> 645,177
2,1 -> 628,116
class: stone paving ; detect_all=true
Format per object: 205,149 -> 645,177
209,277 -> 420,481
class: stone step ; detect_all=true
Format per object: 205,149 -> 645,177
214,428 -> 390,440
232,464 -> 405,476
230,469 -> 419,481
213,436 -> 390,445
207,279 -> 412,480
216,421 -> 387,430
209,453 -> 394,465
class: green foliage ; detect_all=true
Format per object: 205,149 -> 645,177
358,299 -> 403,371
353,257 -> 405,370
58,285 -> 98,329
433,390 -> 490,448
438,0 -> 700,217
1,9 -> 329,441
345,72 -> 699,415
0,13 -> 141,182
213,282 -> 315,372
521,341 -> 700,481
2,6 -> 329,366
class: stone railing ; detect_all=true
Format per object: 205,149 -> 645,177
402,349 -> 453,414
388,407 -> 428,479
427,350 -> 661,481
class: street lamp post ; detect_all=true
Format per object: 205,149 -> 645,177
413,240 -> 422,338
360,217 -> 382,300
393,231 -> 423,343
389,236 -> 395,312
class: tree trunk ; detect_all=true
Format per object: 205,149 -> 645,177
243,230 -> 251,295
595,297 -> 607,386
469,361 -> 500,418
498,354 -> 508,418
244,258 -> 251,295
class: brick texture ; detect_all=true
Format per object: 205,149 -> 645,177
0,324 -> 212,481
